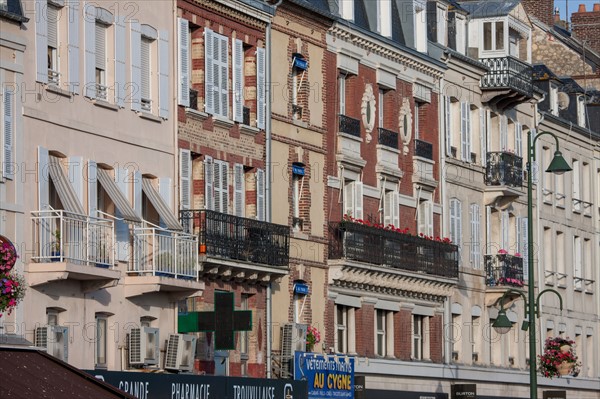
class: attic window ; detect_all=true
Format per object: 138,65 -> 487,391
483,21 -> 504,51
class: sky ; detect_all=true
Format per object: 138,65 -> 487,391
555,0 -> 598,22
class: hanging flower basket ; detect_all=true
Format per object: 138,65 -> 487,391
0,238 -> 26,318
306,325 -> 321,352
538,337 -> 580,379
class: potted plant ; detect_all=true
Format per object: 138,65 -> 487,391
0,240 -> 26,318
306,325 -> 321,352
538,337 -> 581,379
51,229 -> 61,262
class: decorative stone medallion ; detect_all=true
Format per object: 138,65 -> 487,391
398,98 -> 412,155
361,83 -> 376,143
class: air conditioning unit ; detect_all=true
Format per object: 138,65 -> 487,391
129,327 -> 160,366
280,323 -> 307,378
164,334 -> 197,372
35,326 -> 69,362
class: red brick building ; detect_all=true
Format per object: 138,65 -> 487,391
572,3 -> 600,55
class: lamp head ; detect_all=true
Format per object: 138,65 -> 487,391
492,309 -> 512,335
546,151 -> 572,175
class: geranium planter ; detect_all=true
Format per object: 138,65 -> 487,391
557,361 -> 572,376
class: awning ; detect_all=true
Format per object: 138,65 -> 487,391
48,156 -> 86,215
142,178 -> 183,231
96,168 -> 142,223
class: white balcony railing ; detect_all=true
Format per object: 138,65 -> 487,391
32,209 -> 115,267
130,224 -> 198,280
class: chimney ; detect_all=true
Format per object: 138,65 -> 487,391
520,0 -> 554,27
578,4 -> 586,12
572,2 -> 600,54
594,4 -> 600,12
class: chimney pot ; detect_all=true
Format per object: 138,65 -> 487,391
594,3 -> 600,11
578,4 -> 586,12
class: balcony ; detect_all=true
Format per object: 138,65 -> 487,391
484,151 -> 524,207
27,210 -> 120,291
480,56 -> 533,110
180,210 -> 290,282
339,114 -> 361,137
485,254 -> 524,287
328,221 -> 459,279
414,139 -> 433,160
125,224 -> 203,299
377,127 -> 398,149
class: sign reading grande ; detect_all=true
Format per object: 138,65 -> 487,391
294,352 -> 354,399
543,391 -> 566,399
85,370 -> 307,399
451,384 -> 476,399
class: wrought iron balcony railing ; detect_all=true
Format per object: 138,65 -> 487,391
415,139 -> 433,160
378,127 -> 399,149
485,151 -> 523,187
480,56 -> 533,97
180,209 -> 290,267
31,209 -> 114,267
485,254 -> 524,287
339,114 -> 361,137
328,222 -> 459,279
130,224 -> 198,280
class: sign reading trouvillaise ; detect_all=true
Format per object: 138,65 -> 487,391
451,384 -> 476,398
294,352 -> 354,399
543,391 -> 566,399
86,370 -> 308,399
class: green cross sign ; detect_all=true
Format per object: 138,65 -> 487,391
178,292 -> 252,350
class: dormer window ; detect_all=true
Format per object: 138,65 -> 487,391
456,15 -> 467,54
483,21 -> 504,52
577,95 -> 586,127
378,0 -> 392,37
414,0 -> 427,53
339,0 -> 354,21
549,83 -> 559,116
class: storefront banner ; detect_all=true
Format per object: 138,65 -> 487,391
293,352 -> 354,399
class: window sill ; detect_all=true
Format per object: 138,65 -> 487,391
292,119 -> 308,129
338,132 -> 363,143
185,108 -> 209,121
46,84 -> 73,98
376,144 -> 401,155
139,112 -> 162,123
213,116 -> 235,129
239,124 -> 261,136
94,100 -> 119,111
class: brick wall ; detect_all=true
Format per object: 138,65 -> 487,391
395,309 -> 412,360
521,0 -> 554,27
430,313 -> 444,363
355,304 -> 375,357
572,4 -> 600,56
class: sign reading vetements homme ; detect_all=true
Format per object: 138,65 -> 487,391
86,370 -> 308,399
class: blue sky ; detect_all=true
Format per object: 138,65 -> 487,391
556,0 -> 597,21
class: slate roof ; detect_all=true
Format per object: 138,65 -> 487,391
532,64 -> 562,82
458,0 -> 520,18
559,77 -> 586,94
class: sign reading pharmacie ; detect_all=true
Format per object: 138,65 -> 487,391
85,370 -> 307,399
294,352 -> 355,399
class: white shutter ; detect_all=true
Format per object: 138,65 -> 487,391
220,161 -> 229,213
133,170 -> 142,217
35,0 -> 48,83
179,149 -> 191,210
38,147 -> 50,210
383,191 -> 392,226
391,192 -> 400,228
140,38 -> 150,101
87,160 -> 97,216
218,35 -> 229,118
354,181 -> 364,220
500,115 -> 508,150
470,204 -> 481,268
204,156 -> 214,211
343,181 -> 354,217
383,191 -> 399,227
479,108 -> 486,166
3,89 -> 14,179
233,39 -> 244,123
68,2 -> 80,93
130,21 -> 142,111
84,5 -> 96,98
47,6 -> 58,49
68,156 -> 84,203
445,96 -> 451,156
115,16 -> 126,107
485,206 -> 492,253
465,103 -> 471,161
95,24 -> 106,71
450,199 -> 461,246
520,217 -> 528,280
233,164 -> 244,216
178,18 -> 190,107
256,47 -> 266,129
501,211 -> 509,250
204,28 -> 214,114
159,30 -> 170,119
455,201 -> 462,246
115,168 -> 130,261
256,168 -> 265,221
515,122 -> 522,157
460,102 -> 468,161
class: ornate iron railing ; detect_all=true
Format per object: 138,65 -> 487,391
485,151 -> 523,187
480,56 -> 533,97
378,127 -> 399,149
328,222 -> 459,279
415,139 -> 433,160
485,254 -> 524,287
339,114 -> 361,137
180,209 -> 290,267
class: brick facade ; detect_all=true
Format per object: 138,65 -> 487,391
520,0 -> 555,27
572,4 -> 600,56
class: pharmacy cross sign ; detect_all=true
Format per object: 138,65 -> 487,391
178,291 -> 252,350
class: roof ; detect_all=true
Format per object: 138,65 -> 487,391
0,347 -> 136,399
287,0 -> 334,19
448,0 -> 469,14
586,90 -> 600,105
559,77 -> 586,94
458,0 -> 520,18
0,0 -> 29,22
532,64 -> 563,82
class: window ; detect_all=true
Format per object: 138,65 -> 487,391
96,314 -> 108,368
574,236 -> 582,289
586,331 -> 594,377
500,115 -> 508,151
2,87 -> 14,180
582,162 -> 591,209
543,227 -> 553,284
515,123 -> 522,157
414,101 -> 422,139
556,231 -> 565,279
338,73 -> 347,115
483,21 -> 504,52
292,164 -> 305,231
414,0 -> 427,52
378,0 -> 392,37
256,168 -> 265,221
203,157 -> 229,213
460,102 -> 471,162
47,309 -> 58,326
291,54 -> 307,120
375,309 -> 392,357
456,15 -> 466,54
205,28 -> 229,118
549,83 -> 559,116
339,0 -> 354,21
293,291 -> 306,324
500,210 -> 509,250
451,313 -> 461,362
383,190 -> 400,227
378,89 -> 385,129
444,96 -> 452,156
95,22 -> 108,100
572,159 -> 581,212
517,217 -> 528,280
47,4 -> 60,85
412,314 -> 429,360
343,180 -> 363,219
335,305 -> 349,353
449,198 -> 462,247
471,315 -> 480,363
469,204 -> 481,269
140,37 -> 153,111
577,95 -> 586,127
436,6 -> 447,45
479,108 -> 487,166
418,199 -> 433,237
233,163 -> 245,217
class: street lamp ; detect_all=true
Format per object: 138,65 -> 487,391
492,130 -> 570,399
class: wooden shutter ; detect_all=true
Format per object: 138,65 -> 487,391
140,38 -> 150,101
159,30 -> 169,119
3,89 -> 14,179
115,168 -> 129,261
256,47 -> 266,129
520,217 -> 528,280
343,181 -> 354,218
95,24 -> 106,71
35,0 -> 48,83
470,204 -> 481,268
179,149 -> 191,210
218,34 -> 229,118
133,170 -> 142,217
460,102 -> 468,161
178,18 -> 190,107
68,2 -> 80,93
501,211 -> 509,250
383,191 -> 399,227
391,192 -> 400,228
500,115 -> 508,150
68,156 -> 84,204
480,108 -> 486,166
213,160 -> 229,214
445,96 -> 452,156
84,5 -> 96,98
233,164 -> 244,217
115,16 -> 126,107
256,168 -> 265,221
515,122 -> 523,157
87,160 -> 97,216
130,21 -> 142,111
465,103 -> 471,161
233,39 -> 244,123
204,156 -> 214,211
354,182 -> 364,220
204,28 -> 215,114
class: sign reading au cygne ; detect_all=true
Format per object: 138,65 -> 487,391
294,352 -> 355,399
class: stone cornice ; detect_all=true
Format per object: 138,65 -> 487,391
329,25 -> 445,80
182,0 -> 270,30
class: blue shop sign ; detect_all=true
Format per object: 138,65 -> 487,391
292,165 -> 305,176
294,283 -> 309,295
294,352 -> 354,399
293,57 -> 308,70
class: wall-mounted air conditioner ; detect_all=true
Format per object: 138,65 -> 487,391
280,323 -> 307,378
129,327 -> 160,366
164,333 -> 197,372
35,326 -> 69,362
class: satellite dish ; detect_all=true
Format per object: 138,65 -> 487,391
557,92 -> 570,110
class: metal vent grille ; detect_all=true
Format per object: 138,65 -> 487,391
129,328 -> 142,364
35,327 -> 48,348
165,334 -> 180,369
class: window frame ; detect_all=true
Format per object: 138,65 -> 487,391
335,305 -> 348,354
482,20 -> 506,53
95,314 -> 108,369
